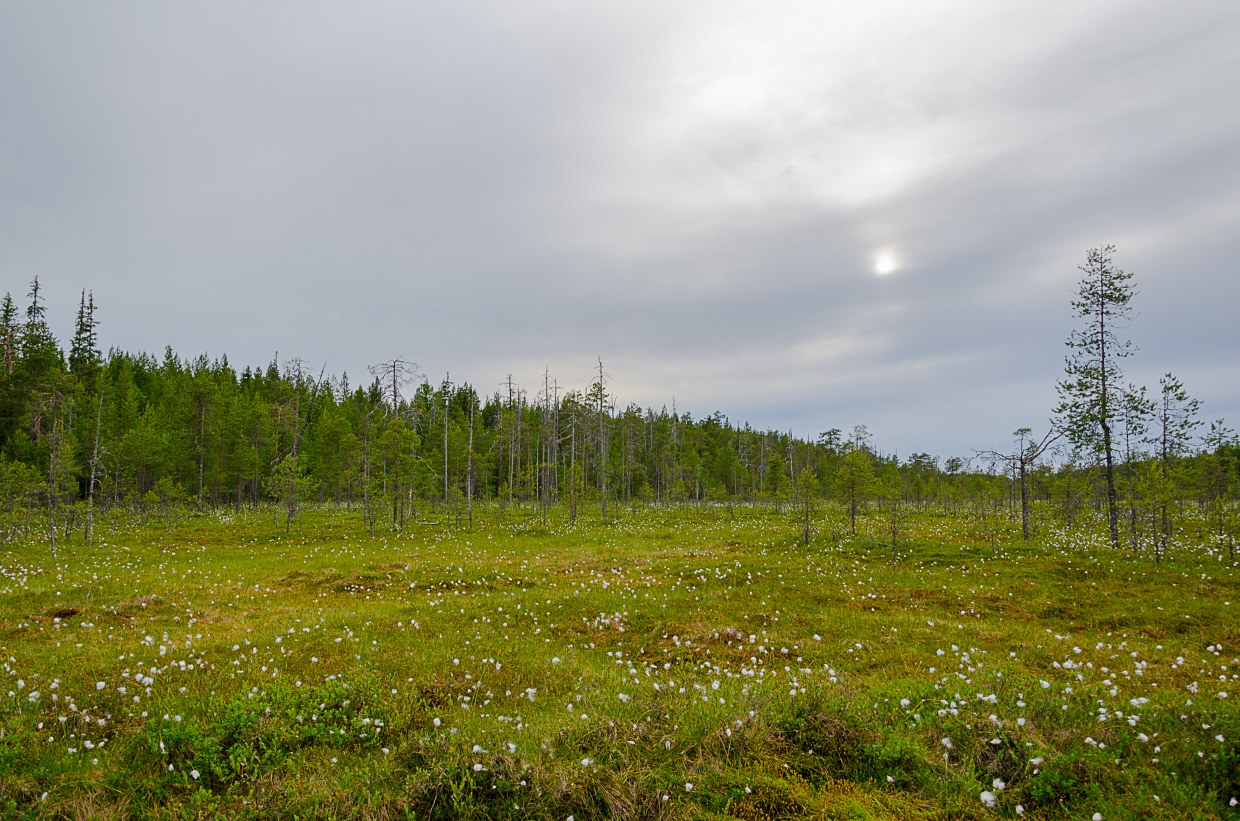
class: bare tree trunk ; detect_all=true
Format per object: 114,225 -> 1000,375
1018,459 -> 1030,541
196,403 -> 206,510
47,422 -> 59,561
467,401 -> 474,529
569,417 -> 578,524
84,393 -> 103,545
443,383 -> 450,506
362,417 -> 375,536
507,375 -> 515,510
515,391 -> 522,507
597,358 -> 607,518
1102,419 -> 1120,550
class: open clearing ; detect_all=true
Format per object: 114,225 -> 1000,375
1,507 -> 1236,819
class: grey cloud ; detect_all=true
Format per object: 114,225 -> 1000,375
2,1 -> 1237,459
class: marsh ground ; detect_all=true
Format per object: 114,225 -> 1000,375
1,505 -> 1236,819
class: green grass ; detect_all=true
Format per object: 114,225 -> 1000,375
0,503 -> 1236,818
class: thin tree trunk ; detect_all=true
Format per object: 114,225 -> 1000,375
467,401 -> 474,529
1019,459 -> 1030,541
47,423 -> 59,561
443,390 -> 449,505
197,404 -> 206,511
86,393 -> 103,545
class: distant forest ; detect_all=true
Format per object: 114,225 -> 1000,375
1,277 -> 1236,553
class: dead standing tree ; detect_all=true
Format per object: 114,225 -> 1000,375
369,356 -> 423,520
976,426 -> 1061,541
85,392 -> 104,545
369,357 -> 421,416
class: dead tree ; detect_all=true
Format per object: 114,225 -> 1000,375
368,357 -> 421,415
86,393 -> 104,545
976,427 -> 1061,541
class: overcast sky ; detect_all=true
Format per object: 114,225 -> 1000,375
2,1 -> 1237,459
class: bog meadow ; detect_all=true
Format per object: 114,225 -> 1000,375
1,259 -> 1238,819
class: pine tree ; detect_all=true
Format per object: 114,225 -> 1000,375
837,446 -> 876,536
1054,245 -> 1136,551
1200,420 -> 1237,561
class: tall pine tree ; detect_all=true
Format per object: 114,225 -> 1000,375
1054,245 -> 1136,551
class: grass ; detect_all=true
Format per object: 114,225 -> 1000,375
0,502 -> 1236,818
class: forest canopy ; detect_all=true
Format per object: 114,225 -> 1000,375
1,270 -> 1236,555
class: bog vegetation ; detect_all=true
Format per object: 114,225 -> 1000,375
0,248 -> 1237,818
1,507 -> 1237,819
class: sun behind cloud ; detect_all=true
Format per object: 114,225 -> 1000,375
874,253 -> 898,276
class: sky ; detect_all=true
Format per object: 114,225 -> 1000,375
2,1 -> 1238,461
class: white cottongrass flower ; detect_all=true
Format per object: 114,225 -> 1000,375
685,782 -> 694,791
980,790 -> 996,807
190,769 -> 200,780
941,737 -> 953,749
96,682 -> 106,690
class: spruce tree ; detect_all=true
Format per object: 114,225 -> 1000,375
0,293 -> 17,377
68,289 -> 102,395
18,277 -> 64,389
0,293 -> 18,451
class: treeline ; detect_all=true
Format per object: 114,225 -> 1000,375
1,278 -> 1237,553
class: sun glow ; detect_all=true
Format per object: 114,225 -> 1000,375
874,253 -> 898,276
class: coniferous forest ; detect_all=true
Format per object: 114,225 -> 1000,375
1,267 -> 1236,555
